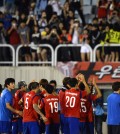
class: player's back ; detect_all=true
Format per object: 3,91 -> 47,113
23,91 -> 39,122
13,90 -> 25,111
41,94 -> 59,124
65,88 -> 80,118
59,89 -> 66,115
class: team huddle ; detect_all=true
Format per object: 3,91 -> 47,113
0,74 -> 102,134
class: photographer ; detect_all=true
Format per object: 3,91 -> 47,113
69,19 -> 82,61
59,28 -> 72,61
47,27 -> 60,49
38,10 -> 48,32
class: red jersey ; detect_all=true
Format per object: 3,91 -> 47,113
59,89 -> 66,114
79,90 -> 89,122
87,94 -> 98,122
23,91 -> 40,122
65,88 -> 80,118
13,90 -> 25,111
40,94 -> 60,125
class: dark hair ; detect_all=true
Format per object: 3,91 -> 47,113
49,80 -> 57,87
67,78 -> 78,87
0,84 -> 2,93
28,82 -> 39,91
112,82 -> 120,91
79,82 -> 85,91
39,79 -> 48,88
4,78 -> 15,87
63,77 -> 71,87
44,84 -> 54,94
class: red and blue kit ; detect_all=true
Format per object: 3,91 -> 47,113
59,90 -> 66,115
23,91 -> 40,122
65,88 -> 80,118
13,90 -> 25,111
40,94 -> 60,125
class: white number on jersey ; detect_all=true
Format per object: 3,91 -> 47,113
25,97 -> 29,109
66,96 -> 76,108
49,102 -> 58,113
80,101 -> 87,112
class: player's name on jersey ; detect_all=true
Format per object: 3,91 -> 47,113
80,98 -> 87,101
66,92 -> 78,96
46,98 -> 59,101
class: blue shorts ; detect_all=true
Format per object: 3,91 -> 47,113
86,122 -> 94,134
23,121 -> 40,134
46,123 -> 60,134
64,117 -> 80,134
60,114 -> 65,134
79,122 -> 87,134
12,118 -> 23,134
0,121 -> 12,133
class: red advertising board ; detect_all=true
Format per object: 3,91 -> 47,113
57,62 -> 120,84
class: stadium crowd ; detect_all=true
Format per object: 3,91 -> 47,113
0,0 -> 120,62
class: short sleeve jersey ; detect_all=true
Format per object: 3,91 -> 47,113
64,88 -> 80,118
87,94 -> 98,122
107,93 -> 120,125
40,94 -> 60,125
79,90 -> 89,122
0,88 -> 13,121
23,91 -> 40,122
59,90 -> 66,114
13,90 -> 25,111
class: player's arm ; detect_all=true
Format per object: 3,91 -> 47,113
92,78 -> 102,98
76,73 -> 90,94
33,97 -> 48,122
6,103 -> 23,116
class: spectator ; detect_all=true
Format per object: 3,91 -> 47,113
18,21 -> 31,62
3,12 -> 12,30
7,18 -> 21,50
69,0 -> 86,26
80,29 -> 90,61
30,25 -> 41,61
47,27 -> 60,49
97,0 -> 109,19
38,10 -> 48,32
59,27 -> 72,61
90,24 -> 102,61
35,0 -> 48,16
100,25 -> 111,62
48,0 -> 63,16
48,12 -> 60,29
69,19 -> 81,61
0,21 -> 9,61
5,0 -> 15,14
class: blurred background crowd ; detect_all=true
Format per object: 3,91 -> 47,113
0,0 -> 120,63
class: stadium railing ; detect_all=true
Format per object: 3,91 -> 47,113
93,44 -> 120,62
16,44 -> 54,66
0,44 -> 15,66
54,44 -> 93,66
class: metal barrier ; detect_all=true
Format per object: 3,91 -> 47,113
93,44 -> 120,62
54,44 -> 93,66
16,44 -> 54,66
0,44 -> 15,66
